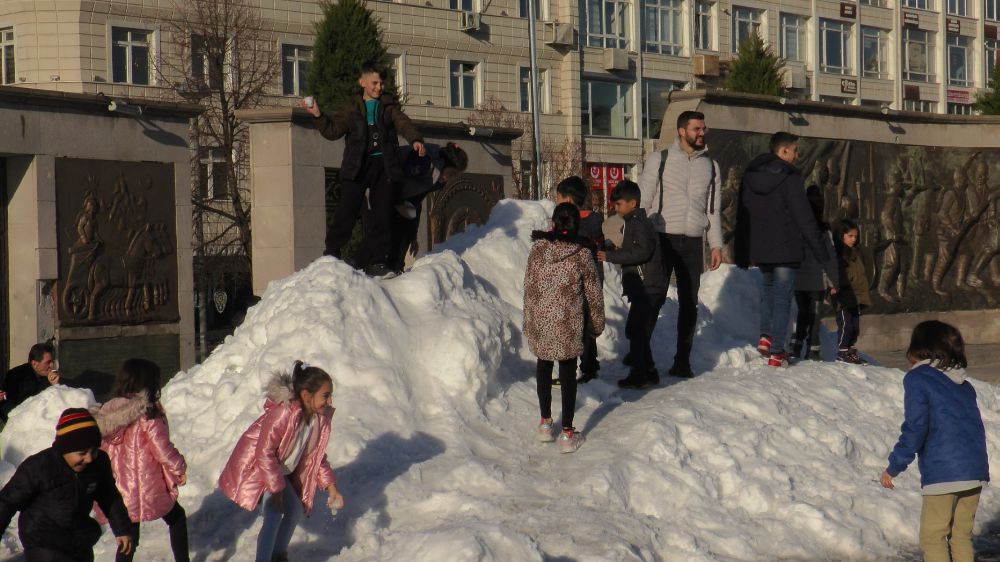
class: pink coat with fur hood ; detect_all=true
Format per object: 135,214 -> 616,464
95,394 -> 187,522
218,374 -> 335,516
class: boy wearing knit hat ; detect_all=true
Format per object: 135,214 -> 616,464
0,408 -> 133,561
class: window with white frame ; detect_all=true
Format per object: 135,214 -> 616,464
642,0 -> 684,55
519,0 -> 542,18
281,45 -> 311,96
987,39 -> 1000,81
198,148 -> 228,200
694,1 -> 714,50
989,0 -> 1000,20
903,99 -> 935,112
387,54 -> 405,96
519,67 -> 549,112
643,79 -> 680,138
948,0 -> 967,15
191,35 -> 226,89
947,102 -> 974,114
731,7 -> 762,52
819,19 -> 852,74
450,61 -> 479,108
947,34 -> 970,86
584,0 -> 630,48
581,79 -> 633,137
862,27 -> 890,79
780,14 -> 806,62
1,27 -> 13,85
111,27 -> 152,85
861,0 -> 888,7
903,28 -> 934,82
820,95 -> 853,104
450,0 -> 474,10
902,0 -> 930,9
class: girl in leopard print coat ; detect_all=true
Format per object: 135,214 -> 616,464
523,203 -> 605,445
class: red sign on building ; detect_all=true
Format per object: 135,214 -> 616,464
587,162 -> 628,208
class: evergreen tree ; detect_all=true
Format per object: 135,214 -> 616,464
973,63 -> 1000,115
308,0 -> 397,110
724,32 -> 786,97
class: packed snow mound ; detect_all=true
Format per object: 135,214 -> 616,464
2,199 -> 999,562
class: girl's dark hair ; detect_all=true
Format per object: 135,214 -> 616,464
833,219 -> 860,253
111,358 -> 163,418
906,320 -> 968,370
551,202 -> 581,236
292,360 -> 333,401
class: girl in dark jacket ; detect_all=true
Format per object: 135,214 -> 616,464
833,219 -> 871,364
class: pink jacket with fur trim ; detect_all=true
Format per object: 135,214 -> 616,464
218,374 -> 335,515
94,395 -> 186,522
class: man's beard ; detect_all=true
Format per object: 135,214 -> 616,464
685,133 -> 705,149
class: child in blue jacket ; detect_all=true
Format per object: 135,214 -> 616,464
880,320 -> 988,562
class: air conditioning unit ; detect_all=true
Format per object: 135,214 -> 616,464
692,54 -> 720,76
543,21 -> 575,47
603,48 -> 629,71
782,68 -> 808,89
459,11 -> 480,31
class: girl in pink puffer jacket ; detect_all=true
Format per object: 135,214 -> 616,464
95,358 -> 189,562
219,361 -> 344,562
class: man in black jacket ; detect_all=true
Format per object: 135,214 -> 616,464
0,343 -> 59,423
0,408 -> 132,562
736,132 -> 837,367
598,181 -> 672,387
303,62 -> 425,277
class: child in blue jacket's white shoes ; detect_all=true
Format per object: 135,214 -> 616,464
880,320 -> 989,562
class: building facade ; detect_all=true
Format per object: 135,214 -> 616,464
0,0 -> 994,197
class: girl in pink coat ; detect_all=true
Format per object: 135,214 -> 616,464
95,358 -> 189,562
219,361 -> 344,562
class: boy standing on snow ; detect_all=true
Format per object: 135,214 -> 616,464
598,180 -> 670,388
0,408 -> 133,562
555,176 -> 605,383
881,320 -> 988,562
302,61 -> 425,277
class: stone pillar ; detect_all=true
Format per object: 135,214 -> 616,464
239,108 -> 332,296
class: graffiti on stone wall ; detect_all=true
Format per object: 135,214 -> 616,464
56,158 -> 178,326
427,173 -> 505,246
712,132 -> 1000,312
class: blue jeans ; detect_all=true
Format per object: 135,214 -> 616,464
759,265 -> 798,354
256,477 -> 303,562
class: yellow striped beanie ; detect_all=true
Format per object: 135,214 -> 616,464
53,408 -> 101,453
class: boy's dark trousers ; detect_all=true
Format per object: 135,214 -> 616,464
325,155 -> 396,267
25,548 -> 94,562
836,306 -> 861,350
625,290 -> 667,375
793,290 -> 824,355
659,234 -> 702,369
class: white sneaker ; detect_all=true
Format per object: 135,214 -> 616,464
558,428 -> 585,453
537,418 -> 555,442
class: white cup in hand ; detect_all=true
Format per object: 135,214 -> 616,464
303,96 -> 315,108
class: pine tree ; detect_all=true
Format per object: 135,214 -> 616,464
973,63 -> 1000,115
724,32 -> 786,97
308,0 -> 396,110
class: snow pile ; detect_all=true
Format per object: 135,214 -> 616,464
2,199 -> 999,562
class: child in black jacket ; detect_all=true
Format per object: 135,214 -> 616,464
598,181 -> 671,388
0,408 -> 133,562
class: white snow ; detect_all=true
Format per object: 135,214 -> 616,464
3,198 -> 999,561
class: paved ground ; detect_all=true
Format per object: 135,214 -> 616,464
870,344 -> 1000,385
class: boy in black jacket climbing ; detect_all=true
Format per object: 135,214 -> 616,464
598,181 -> 672,388
0,408 -> 133,562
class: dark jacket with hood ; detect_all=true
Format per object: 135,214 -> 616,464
735,154 -> 834,272
313,94 -> 423,183
0,363 -> 50,421
603,208 -> 668,296
0,447 -> 131,556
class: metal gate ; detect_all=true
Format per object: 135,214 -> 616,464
0,158 -> 8,371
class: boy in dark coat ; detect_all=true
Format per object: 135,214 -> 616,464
0,408 -> 133,562
598,181 -> 671,387
555,176 -> 605,382
302,61 -> 425,277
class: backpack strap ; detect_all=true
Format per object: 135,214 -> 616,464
708,158 -> 717,214
656,149 -> 668,218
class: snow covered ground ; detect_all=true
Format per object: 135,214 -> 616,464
3,199 -> 1000,561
